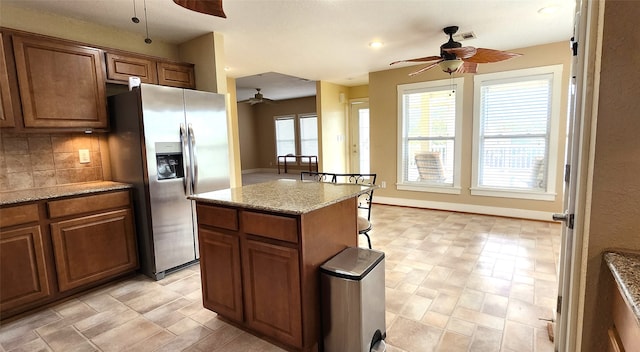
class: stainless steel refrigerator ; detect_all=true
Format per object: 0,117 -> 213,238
108,83 -> 230,280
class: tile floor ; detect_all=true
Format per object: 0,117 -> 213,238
0,184 -> 561,352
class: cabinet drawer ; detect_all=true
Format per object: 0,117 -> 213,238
0,204 -> 39,228
47,191 -> 130,218
197,204 -> 238,231
242,212 -> 298,244
106,52 -> 158,84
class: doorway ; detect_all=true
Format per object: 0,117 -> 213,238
349,99 -> 370,173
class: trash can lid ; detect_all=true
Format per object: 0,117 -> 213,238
320,247 -> 385,281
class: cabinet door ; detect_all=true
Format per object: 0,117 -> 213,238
198,227 -> 243,322
105,52 -> 158,84
157,61 -> 195,88
0,34 -> 16,127
50,209 -> 137,292
0,225 -> 52,312
243,239 -> 302,348
12,35 -> 108,129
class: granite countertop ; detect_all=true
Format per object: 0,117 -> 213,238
189,179 -> 372,215
604,251 -> 640,322
0,181 -> 133,206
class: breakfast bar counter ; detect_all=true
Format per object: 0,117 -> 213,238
189,179 -> 372,352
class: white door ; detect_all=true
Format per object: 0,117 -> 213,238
554,0 -> 593,350
349,99 -> 370,173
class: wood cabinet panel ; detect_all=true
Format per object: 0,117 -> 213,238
242,211 -> 298,243
0,225 -> 52,311
0,203 -> 39,227
612,279 -> 640,352
106,52 -> 158,84
198,227 -> 243,322
50,209 -> 137,292
0,34 -> 16,127
12,35 -> 107,129
197,204 -> 238,231
157,61 -> 195,89
47,190 -> 130,219
243,239 -> 302,348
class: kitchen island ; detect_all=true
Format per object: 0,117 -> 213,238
189,179 -> 372,352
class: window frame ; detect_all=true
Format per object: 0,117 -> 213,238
274,113 -> 318,164
396,78 -> 464,194
471,65 -> 563,201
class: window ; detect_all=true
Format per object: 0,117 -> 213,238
397,78 -> 463,194
275,116 -> 296,161
299,114 -> 318,156
274,113 -> 318,162
472,65 -> 563,200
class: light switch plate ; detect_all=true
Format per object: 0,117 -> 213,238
79,149 -> 91,164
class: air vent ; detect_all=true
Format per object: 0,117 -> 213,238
453,31 -> 477,41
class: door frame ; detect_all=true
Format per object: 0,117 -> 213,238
348,98 -> 369,173
555,0 -> 602,350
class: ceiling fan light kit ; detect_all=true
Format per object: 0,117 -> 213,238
438,59 -> 464,74
391,25 -> 522,76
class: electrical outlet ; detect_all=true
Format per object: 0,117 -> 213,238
79,149 -> 91,164
380,181 -> 386,188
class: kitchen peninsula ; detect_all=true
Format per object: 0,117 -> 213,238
189,179 -> 372,352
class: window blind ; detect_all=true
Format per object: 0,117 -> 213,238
275,116 -> 295,160
478,76 -> 552,191
402,88 -> 456,185
299,115 -> 318,156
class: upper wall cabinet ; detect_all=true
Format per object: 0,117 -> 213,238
0,34 -> 16,128
106,51 -> 195,89
157,61 -> 196,89
12,35 -> 108,129
106,52 -> 158,84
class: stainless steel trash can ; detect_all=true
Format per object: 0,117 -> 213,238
320,247 -> 386,352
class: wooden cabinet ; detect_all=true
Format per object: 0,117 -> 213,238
243,239 -> 302,347
157,61 -> 196,88
47,190 -> 137,292
50,209 -> 137,292
0,204 -> 52,312
199,227 -> 243,322
0,33 -> 16,127
12,34 -> 108,129
106,51 -> 195,89
196,198 -> 358,351
106,52 -> 158,84
609,276 -> 640,352
0,189 -> 138,320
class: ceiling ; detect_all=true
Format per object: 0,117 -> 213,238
2,0 -> 575,102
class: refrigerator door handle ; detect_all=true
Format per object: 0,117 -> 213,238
180,123 -> 189,194
188,123 -> 198,193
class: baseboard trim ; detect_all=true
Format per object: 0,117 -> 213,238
374,196 -> 556,222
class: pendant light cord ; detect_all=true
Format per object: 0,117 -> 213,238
143,0 -> 152,43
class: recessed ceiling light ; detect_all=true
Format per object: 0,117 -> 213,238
224,66 -> 230,71
538,5 -> 560,15
369,41 -> 383,48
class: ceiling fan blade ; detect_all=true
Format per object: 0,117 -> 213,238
443,46 -> 477,59
173,0 -> 226,18
408,61 -> 442,76
457,61 -> 478,74
464,48 -> 522,64
390,55 -> 442,65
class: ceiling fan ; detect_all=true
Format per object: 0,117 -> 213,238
173,0 -> 226,18
238,88 -> 277,105
390,26 -> 522,76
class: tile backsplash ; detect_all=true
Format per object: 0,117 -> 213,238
0,132 -> 106,191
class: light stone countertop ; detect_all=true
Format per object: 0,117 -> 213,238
0,181 -> 133,206
604,251 -> 640,323
189,179 -> 373,215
